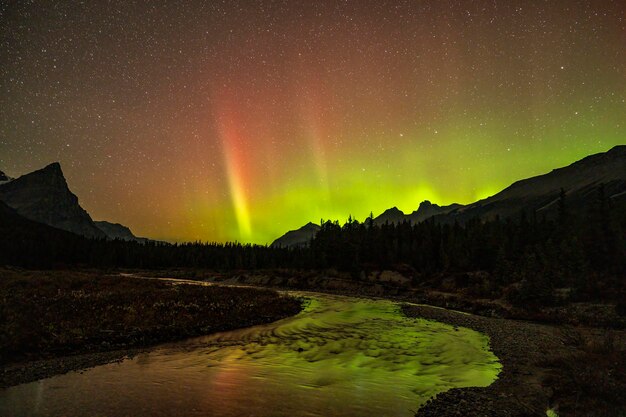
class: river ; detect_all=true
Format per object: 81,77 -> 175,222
0,293 -> 501,417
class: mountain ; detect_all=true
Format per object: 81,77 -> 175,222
434,145 -> 626,223
271,222 -> 321,248
272,145 -> 626,246
0,163 -> 107,239
94,221 -> 148,243
373,201 -> 463,225
0,163 -> 149,242
373,207 -> 407,225
408,201 -> 462,223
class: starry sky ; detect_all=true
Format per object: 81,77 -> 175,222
1,1 -> 625,243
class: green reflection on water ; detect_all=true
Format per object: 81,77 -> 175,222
0,294 -> 501,417
216,295 -> 501,395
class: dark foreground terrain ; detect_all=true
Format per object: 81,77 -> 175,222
2,269 -> 624,417
0,269 -> 301,387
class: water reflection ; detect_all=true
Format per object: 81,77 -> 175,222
0,293 -> 501,417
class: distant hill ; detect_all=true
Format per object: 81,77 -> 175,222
272,145 -> 626,246
270,222 -> 321,248
94,221 -> 148,243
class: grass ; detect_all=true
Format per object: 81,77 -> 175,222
0,269 -> 301,363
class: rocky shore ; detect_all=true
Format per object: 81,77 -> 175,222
404,304 -> 559,416
404,304 -> 626,417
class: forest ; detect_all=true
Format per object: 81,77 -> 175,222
2,187 -> 625,308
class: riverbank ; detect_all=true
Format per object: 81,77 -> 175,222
403,304 -> 626,417
0,269 -> 301,388
136,268 -> 626,329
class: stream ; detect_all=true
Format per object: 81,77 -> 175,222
0,293 -> 501,417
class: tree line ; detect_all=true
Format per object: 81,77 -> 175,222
2,186 -> 624,305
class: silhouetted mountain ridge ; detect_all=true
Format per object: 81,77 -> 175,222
94,221 -> 149,243
373,207 -> 406,225
408,201 -> 462,223
273,145 -> 626,246
0,163 -> 106,238
436,145 -> 626,223
0,163 -> 148,242
271,222 -> 320,248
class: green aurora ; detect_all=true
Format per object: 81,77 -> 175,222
1,1 -> 624,243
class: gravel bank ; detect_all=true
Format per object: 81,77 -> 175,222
403,304 -> 572,417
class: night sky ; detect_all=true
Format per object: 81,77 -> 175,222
1,1 -> 624,243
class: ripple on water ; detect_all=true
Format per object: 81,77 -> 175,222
0,294 -> 501,417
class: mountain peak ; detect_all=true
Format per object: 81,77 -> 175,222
408,200 -> 462,223
383,206 -> 404,215
41,162 -> 64,176
13,162 -> 70,189
373,206 -> 407,226
271,222 -> 321,248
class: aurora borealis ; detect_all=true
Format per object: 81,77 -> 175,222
1,1 -> 625,243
